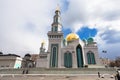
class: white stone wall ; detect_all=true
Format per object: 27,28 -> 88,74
84,44 -> 101,66
0,56 -> 22,69
37,37 -> 101,68
61,46 -> 76,68
36,53 -> 49,68
36,59 -> 48,68
47,32 -> 63,68
0,60 -> 15,68
14,57 -> 22,68
61,39 -> 85,68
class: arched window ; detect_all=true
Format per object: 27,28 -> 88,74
51,46 -> 57,67
87,52 -> 96,64
76,45 -> 83,68
55,26 -> 57,31
58,17 -> 61,23
64,52 -> 72,68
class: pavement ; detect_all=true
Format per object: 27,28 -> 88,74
0,74 -> 116,80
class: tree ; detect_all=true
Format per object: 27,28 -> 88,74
109,56 -> 120,67
109,61 -> 115,67
115,56 -> 120,67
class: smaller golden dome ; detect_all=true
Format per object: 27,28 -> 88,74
66,33 -> 79,41
41,40 -> 45,44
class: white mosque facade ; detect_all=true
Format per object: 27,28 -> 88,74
36,8 -> 101,68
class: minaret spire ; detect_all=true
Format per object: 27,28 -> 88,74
51,5 -> 62,32
56,4 -> 60,11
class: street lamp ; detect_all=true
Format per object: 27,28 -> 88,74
102,50 -> 108,68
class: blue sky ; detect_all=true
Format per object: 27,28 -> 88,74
0,0 -> 120,59
77,27 -> 97,39
63,27 -> 97,40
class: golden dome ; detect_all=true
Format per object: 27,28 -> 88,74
66,33 -> 79,41
41,40 -> 45,44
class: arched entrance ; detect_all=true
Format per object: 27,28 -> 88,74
50,46 -> 58,67
87,51 -> 96,64
64,52 -> 72,68
76,45 -> 83,68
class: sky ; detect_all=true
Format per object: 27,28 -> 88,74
0,0 -> 120,59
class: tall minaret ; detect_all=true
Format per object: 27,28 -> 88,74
47,6 -> 63,68
51,5 -> 62,32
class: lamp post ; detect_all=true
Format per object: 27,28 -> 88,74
102,50 -> 107,54
102,50 -> 108,68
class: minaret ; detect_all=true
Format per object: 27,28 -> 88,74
47,6 -> 63,68
51,5 -> 62,32
40,41 -> 45,54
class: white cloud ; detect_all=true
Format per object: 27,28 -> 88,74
0,0 -> 120,59
63,0 -> 120,31
62,0 -> 120,59
0,0 -> 61,56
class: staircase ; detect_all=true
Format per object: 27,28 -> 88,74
0,68 -> 116,74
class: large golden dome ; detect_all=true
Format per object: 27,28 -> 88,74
66,33 -> 79,41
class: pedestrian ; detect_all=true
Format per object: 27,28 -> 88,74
98,72 -> 100,78
116,71 -> 120,80
26,69 -> 28,74
22,70 -> 25,74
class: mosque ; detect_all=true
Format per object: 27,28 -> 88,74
36,7 -> 101,68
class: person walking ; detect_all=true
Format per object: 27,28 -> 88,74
116,71 -> 120,80
98,72 -> 101,78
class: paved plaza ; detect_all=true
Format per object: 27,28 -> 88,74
0,74 -> 115,80
0,68 -> 116,80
